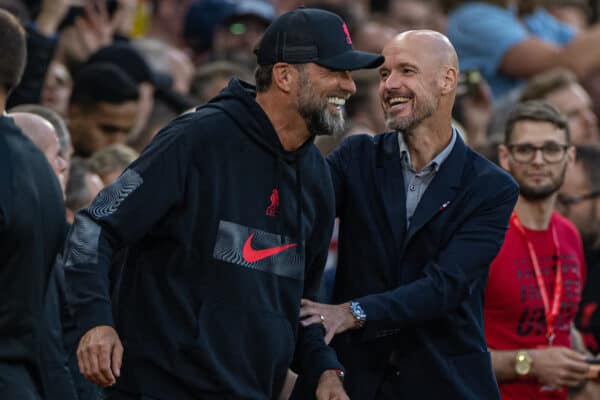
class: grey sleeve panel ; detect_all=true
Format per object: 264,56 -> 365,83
89,169 -> 143,219
64,213 -> 102,268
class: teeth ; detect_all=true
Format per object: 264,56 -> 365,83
389,97 -> 410,105
328,97 -> 346,106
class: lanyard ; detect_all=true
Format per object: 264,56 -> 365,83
511,212 -> 562,346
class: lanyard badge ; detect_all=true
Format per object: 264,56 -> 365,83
511,212 -> 562,346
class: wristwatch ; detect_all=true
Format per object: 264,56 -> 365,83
514,350 -> 533,376
350,301 -> 367,329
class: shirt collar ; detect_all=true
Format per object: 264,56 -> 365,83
398,128 -> 457,173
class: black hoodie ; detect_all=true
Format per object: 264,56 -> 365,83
64,79 -> 342,399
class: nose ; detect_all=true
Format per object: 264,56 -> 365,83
339,70 -> 356,96
531,148 -> 545,164
584,109 -> 599,132
383,70 -> 401,91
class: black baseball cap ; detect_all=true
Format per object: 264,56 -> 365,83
254,8 -> 384,71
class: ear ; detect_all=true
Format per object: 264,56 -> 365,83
567,145 -> 576,166
440,65 -> 458,95
498,144 -> 511,171
271,63 -> 297,93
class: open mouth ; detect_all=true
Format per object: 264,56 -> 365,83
387,96 -> 411,107
327,96 -> 347,110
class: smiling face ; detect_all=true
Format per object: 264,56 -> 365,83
295,63 -> 356,136
378,31 -> 457,133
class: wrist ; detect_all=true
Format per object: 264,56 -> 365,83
320,369 -> 344,384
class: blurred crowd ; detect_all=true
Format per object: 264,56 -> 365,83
5,0 -> 600,399
6,0 -> 598,225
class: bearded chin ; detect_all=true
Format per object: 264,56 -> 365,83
519,184 -> 559,201
304,108 -> 345,137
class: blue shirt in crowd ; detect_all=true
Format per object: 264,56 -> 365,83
447,3 -> 575,99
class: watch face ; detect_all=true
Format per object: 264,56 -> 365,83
515,351 -> 532,376
351,301 -> 366,320
515,361 -> 531,375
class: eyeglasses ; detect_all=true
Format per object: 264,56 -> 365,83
556,190 -> 600,206
507,143 -> 569,164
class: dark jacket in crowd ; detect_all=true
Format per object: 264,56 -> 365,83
64,79 -> 341,399
0,115 -> 67,399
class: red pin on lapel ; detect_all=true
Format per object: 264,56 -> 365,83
439,201 -> 451,211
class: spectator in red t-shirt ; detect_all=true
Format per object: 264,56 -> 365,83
486,100 -> 589,399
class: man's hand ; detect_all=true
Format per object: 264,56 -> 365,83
300,299 -> 356,344
530,346 -> 589,388
315,370 -> 349,400
77,325 -> 123,387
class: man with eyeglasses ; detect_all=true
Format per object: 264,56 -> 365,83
557,145 -> 600,357
486,101 -> 591,400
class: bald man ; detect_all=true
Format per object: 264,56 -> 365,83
10,112 -> 68,195
298,31 -> 518,399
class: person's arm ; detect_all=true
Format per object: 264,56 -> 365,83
356,181 -> 518,334
301,175 -> 519,340
63,115 -> 194,387
7,0 -> 71,108
499,25 -> 600,80
490,347 -> 588,387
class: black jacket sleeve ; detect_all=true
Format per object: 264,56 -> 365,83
63,119 -> 192,335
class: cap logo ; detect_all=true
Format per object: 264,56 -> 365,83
342,23 -> 352,45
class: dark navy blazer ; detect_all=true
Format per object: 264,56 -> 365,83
328,131 -> 518,399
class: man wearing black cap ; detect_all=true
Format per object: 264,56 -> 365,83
63,8 -> 383,400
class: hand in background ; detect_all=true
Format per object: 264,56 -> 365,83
530,346 -> 589,388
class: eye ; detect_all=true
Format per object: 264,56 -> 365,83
542,143 -> 562,154
514,144 -> 534,155
379,70 -> 389,81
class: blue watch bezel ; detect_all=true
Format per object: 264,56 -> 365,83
350,301 -> 366,323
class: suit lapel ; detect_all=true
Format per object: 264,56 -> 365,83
405,134 -> 469,244
374,133 -> 407,250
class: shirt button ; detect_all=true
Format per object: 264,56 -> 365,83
409,185 -> 416,191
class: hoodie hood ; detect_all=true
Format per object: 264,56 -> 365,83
206,78 -> 315,161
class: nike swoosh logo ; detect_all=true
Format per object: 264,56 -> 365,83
242,232 -> 297,263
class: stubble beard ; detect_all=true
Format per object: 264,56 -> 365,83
517,163 -> 568,201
